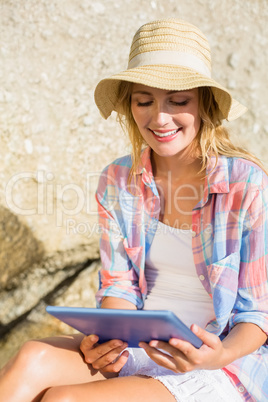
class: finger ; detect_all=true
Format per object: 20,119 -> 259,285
144,338 -> 196,364
140,342 -> 196,373
101,350 -> 129,373
82,339 -> 125,364
80,334 -> 99,354
91,343 -> 128,368
148,339 -> 194,357
191,324 -> 219,349
139,342 -> 178,372
168,338 -> 197,358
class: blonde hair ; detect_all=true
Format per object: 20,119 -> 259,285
116,81 -> 267,180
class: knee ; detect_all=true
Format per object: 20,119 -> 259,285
0,340 -> 55,401
41,386 -> 76,402
18,339 -> 48,362
12,339 -> 54,377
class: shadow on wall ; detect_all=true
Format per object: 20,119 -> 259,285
0,205 -> 45,290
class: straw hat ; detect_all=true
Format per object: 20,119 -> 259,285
94,18 -> 247,121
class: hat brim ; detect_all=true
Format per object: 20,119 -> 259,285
94,65 -> 247,122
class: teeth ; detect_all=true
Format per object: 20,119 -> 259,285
152,129 -> 179,137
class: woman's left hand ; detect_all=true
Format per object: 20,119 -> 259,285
139,324 -> 229,373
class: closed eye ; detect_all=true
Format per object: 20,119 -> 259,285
135,99 -> 189,107
171,100 -> 189,106
137,101 -> 153,107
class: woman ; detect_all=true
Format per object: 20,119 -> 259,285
0,18 -> 267,402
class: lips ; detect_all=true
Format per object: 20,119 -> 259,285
150,128 -> 182,142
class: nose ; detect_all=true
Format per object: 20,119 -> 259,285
152,102 -> 171,127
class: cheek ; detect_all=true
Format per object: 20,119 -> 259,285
131,107 -> 147,129
180,113 -> 199,131
187,109 -> 201,133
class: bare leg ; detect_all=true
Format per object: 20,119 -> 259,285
0,334 -> 116,402
41,375 -> 176,402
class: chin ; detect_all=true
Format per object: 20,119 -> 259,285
152,145 -> 186,158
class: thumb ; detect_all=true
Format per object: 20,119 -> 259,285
80,334 -> 99,353
191,324 -> 219,349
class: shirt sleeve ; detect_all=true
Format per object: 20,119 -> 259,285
229,174 -> 268,339
94,171 -> 143,309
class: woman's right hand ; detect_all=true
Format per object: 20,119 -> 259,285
80,334 -> 129,373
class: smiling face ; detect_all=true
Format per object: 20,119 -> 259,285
130,84 -> 201,160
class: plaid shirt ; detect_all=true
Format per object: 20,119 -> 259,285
95,147 -> 268,401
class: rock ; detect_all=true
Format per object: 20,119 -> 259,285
51,260 -> 99,307
0,205 -> 44,288
0,259 -> 95,326
227,52 -> 239,69
0,261 -> 99,369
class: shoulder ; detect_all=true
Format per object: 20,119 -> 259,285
96,154 -> 132,200
213,155 -> 268,189
226,156 -> 268,189
208,155 -> 268,193
100,153 -> 132,181
211,156 -> 268,214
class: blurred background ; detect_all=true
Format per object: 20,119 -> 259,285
0,0 -> 267,368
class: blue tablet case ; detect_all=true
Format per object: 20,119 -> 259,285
46,306 -> 202,349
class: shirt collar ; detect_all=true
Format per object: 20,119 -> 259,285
136,147 -> 154,186
196,155 -> 230,209
206,155 -> 230,193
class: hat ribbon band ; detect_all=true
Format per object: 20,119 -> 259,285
128,50 -> 211,78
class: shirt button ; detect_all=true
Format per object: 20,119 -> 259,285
199,275 -> 205,281
238,386 -> 245,393
191,231 -> 196,237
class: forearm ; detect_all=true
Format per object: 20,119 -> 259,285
221,322 -> 267,366
101,296 -> 137,310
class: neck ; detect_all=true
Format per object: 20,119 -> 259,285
151,150 -> 204,181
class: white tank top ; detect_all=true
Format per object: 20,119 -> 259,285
144,221 -> 215,329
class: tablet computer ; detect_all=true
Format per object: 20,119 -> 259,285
46,306 -> 202,349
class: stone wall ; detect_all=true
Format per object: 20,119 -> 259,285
0,0 -> 268,368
